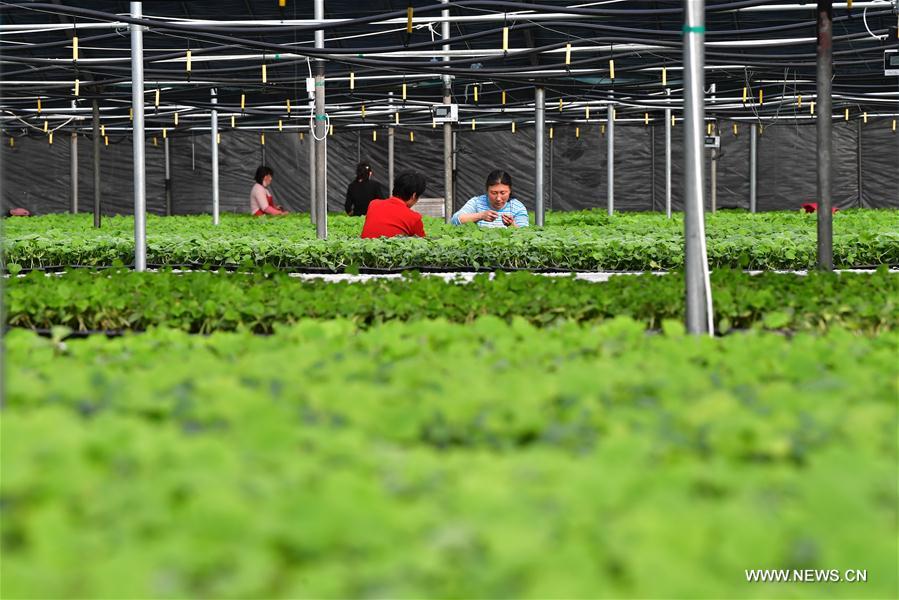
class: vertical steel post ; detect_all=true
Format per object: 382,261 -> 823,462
92,98 -> 101,227
816,0 -> 833,270
388,125 -> 395,194
314,0 -> 327,239
442,0 -> 453,221
388,92 -> 395,194
750,123 -> 758,212
164,135 -> 172,216
856,119 -> 862,207
607,103 -> 614,216
70,101 -> 78,214
710,147 -> 717,213
309,128 -> 316,221
683,0 -> 711,335
665,88 -> 672,218
535,86 -> 545,226
130,1 -> 146,272
211,88 -> 219,225
651,124 -> 656,211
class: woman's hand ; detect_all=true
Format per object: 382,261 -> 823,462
480,210 -> 500,222
501,213 -> 516,227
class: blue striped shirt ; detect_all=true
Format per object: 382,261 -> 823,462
451,195 -> 529,228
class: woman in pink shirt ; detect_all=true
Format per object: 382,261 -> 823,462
250,165 -> 288,216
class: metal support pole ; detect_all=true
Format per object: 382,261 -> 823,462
70,109 -> 78,214
665,88 -> 672,218
607,103 -> 614,216
816,0 -> 833,270
683,0 -> 711,335
164,136 -> 172,216
309,129 -> 316,221
651,124 -> 656,212
314,0 -> 327,239
856,118 -> 863,207
130,1 -> 146,272
442,0 -> 453,222
211,88 -> 219,225
91,98 -> 101,228
710,147 -> 717,213
535,86 -> 545,226
388,125 -> 395,194
549,136 -> 553,211
750,123 -> 758,212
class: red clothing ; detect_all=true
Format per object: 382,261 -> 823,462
360,197 -> 426,239
253,191 -> 274,216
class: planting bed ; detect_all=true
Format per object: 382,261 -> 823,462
3,209 -> 898,271
5,268 -> 898,334
3,319 -> 897,598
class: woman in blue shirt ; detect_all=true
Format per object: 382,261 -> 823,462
451,170 -> 529,228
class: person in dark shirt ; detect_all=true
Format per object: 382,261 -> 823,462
360,171 -> 428,239
345,161 -> 386,216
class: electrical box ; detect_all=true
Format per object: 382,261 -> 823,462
885,50 -> 899,76
704,135 -> 720,149
432,104 -> 459,124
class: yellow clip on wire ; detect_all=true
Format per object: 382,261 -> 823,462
662,66 -> 667,86
72,36 -> 78,61
406,6 -> 414,33
609,59 -> 615,79
564,43 -> 571,66
502,27 -> 509,52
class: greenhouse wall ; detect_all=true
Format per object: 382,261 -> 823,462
2,118 -> 897,216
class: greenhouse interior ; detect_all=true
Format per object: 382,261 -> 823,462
1,0 -> 898,598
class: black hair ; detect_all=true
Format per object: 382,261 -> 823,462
485,170 -> 512,189
355,161 -> 373,182
392,171 -> 427,201
254,165 -> 273,184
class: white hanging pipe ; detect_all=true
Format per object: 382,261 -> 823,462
683,0 -> 713,336
211,88 -> 219,225
607,103 -> 614,216
665,88 -> 672,218
535,86 -> 545,227
130,1 -> 146,272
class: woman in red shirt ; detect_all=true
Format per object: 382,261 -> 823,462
360,171 -> 428,238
